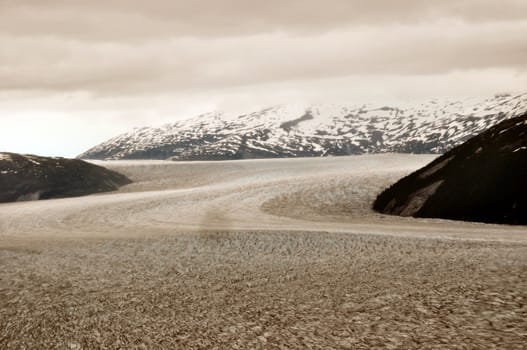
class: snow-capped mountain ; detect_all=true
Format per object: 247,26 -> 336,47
79,93 -> 527,160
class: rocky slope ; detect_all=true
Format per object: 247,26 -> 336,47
0,153 -> 131,203
79,93 -> 527,160
373,113 -> 527,225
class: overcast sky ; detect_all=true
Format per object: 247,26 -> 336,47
1,0 -> 526,157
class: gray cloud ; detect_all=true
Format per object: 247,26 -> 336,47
1,20 -> 526,94
1,0 -> 527,40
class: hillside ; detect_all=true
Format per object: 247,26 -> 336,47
373,113 -> 527,225
0,153 -> 131,203
79,93 -> 527,160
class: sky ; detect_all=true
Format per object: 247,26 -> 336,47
0,0 -> 526,157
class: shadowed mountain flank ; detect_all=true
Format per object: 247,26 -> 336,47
279,110 -> 314,132
373,113 -> 527,225
0,153 -> 131,203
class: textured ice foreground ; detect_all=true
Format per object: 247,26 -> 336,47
0,154 -> 526,349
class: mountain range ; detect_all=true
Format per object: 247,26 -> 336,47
79,93 -> 527,161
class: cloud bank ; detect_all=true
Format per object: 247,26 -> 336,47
0,0 -> 526,156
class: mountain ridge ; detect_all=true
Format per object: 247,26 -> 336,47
0,152 -> 131,203
79,93 -> 527,161
373,112 -> 527,225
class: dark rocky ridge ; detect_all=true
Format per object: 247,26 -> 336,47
0,153 -> 131,203
373,113 -> 527,225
